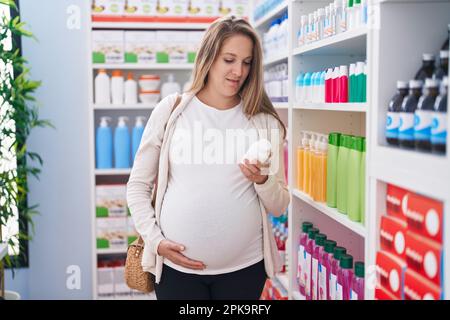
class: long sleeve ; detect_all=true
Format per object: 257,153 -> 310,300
254,119 -> 290,217
126,94 -> 178,255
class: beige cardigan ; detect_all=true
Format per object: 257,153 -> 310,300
126,92 -> 290,284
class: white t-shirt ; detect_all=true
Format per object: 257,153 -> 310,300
160,95 -> 263,275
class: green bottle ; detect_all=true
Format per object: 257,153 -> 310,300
347,137 -> 363,222
360,138 -> 366,224
349,64 -> 356,102
336,135 -> 350,214
355,62 -> 365,102
327,133 -> 341,208
362,64 -> 367,102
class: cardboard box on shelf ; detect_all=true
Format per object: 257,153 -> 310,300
405,192 -> 443,244
405,231 -> 442,287
123,0 -> 157,17
92,31 -> 125,64
96,184 -> 128,217
386,183 -> 408,222
221,0 -> 248,17
125,31 -> 157,64
380,215 -> 408,260
91,0 -> 125,16
375,250 -> 406,300
187,31 -> 205,63
404,269 -> 442,300
187,0 -> 220,18
155,0 -> 187,17
96,217 -> 128,249
156,31 -> 188,64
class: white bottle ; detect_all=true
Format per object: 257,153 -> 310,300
124,72 -> 137,105
317,8 -> 325,41
95,69 -> 110,104
299,15 -> 307,46
161,73 -> 181,99
111,70 -> 124,105
307,13 -> 314,44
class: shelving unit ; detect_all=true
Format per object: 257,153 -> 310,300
91,22 -> 210,30
93,104 -> 156,110
254,0 -> 450,300
263,52 -> 288,67
92,63 -> 194,70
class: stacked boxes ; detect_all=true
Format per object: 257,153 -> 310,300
376,183 -> 444,300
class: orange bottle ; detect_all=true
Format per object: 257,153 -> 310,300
318,136 -> 328,202
297,132 -> 306,190
313,139 -> 321,201
303,135 -> 311,194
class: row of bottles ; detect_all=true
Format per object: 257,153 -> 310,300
95,70 -> 183,105
262,13 -> 288,59
297,0 -> 368,47
297,221 -> 364,300
296,132 -> 328,203
270,212 -> 288,274
264,63 -> 288,103
96,116 -> 146,169
295,61 -> 367,104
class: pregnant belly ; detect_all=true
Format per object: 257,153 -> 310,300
159,195 -> 263,271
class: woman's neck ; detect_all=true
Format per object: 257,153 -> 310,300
196,87 -> 241,110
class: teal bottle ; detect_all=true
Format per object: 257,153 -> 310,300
114,116 -> 131,168
96,116 -> 113,169
326,133 -> 340,208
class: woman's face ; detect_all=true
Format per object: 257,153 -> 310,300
207,34 -> 253,98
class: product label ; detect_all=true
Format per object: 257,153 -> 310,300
399,113 -> 415,140
404,269 -> 441,300
318,264 -> 327,300
386,112 -> 400,138
312,258 -> 318,300
431,112 -> 447,144
298,245 -> 305,285
380,215 -> 408,260
336,283 -> 343,300
305,252 -> 312,297
351,290 -> 358,300
414,110 -> 434,140
329,273 -> 337,300
386,184 -> 408,222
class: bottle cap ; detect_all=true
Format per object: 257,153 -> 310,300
98,69 -> 107,74
333,66 -> 340,78
324,240 -> 337,253
355,0 -> 361,4
127,72 -> 134,80
440,50 -> 449,59
339,254 -> 353,269
328,132 -> 340,146
339,134 -> 346,147
308,228 -> 320,239
422,53 -> 435,61
318,8 -> 325,16
396,81 -> 408,89
302,221 -> 313,233
301,15 -> 307,24
409,79 -> 423,89
99,116 -> 112,127
355,136 -> 364,151
345,135 -> 355,149
333,246 -> 347,260
348,0 -> 354,8
349,63 -> 356,75
340,65 -> 348,77
425,78 -> 440,88
112,70 -> 123,77
355,261 -> 365,278
362,137 -> 366,152
315,233 -> 327,246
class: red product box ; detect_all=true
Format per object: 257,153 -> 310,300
375,285 -> 399,300
380,215 -> 408,260
405,231 -> 442,287
404,269 -> 442,300
405,192 -> 443,244
375,250 -> 407,299
386,184 -> 408,222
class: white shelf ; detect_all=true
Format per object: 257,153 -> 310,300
292,189 -> 366,238
273,102 -> 289,109
292,291 -> 306,300
254,1 -> 288,29
293,102 -> 367,112
0,243 -> 8,260
97,248 -> 127,255
91,22 -> 210,30
292,27 -> 367,56
275,273 -> 289,291
93,103 -> 156,110
95,169 -> 132,176
93,63 -> 194,70
263,52 -> 288,67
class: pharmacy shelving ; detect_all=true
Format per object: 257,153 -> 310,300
293,102 -> 367,112
260,0 -> 450,301
292,189 -> 367,238
253,1 -> 288,29
292,27 -> 367,56
97,248 -> 128,255
92,63 -> 194,70
263,52 -> 289,67
92,103 -> 156,110
91,22 -> 210,30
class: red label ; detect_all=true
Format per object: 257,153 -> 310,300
386,184 -> 408,222
380,215 -> 408,260
375,250 -> 406,299
375,285 -> 399,300
406,192 -> 443,244
405,231 -> 442,287
404,269 -> 441,300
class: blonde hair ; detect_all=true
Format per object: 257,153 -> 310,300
187,15 -> 286,139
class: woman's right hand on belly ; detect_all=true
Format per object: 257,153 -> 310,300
157,239 -> 207,270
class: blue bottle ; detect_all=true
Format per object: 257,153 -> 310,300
320,71 -> 326,103
132,116 -> 146,163
114,116 -> 131,168
303,72 -> 312,102
295,72 -> 304,103
96,117 -> 113,169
